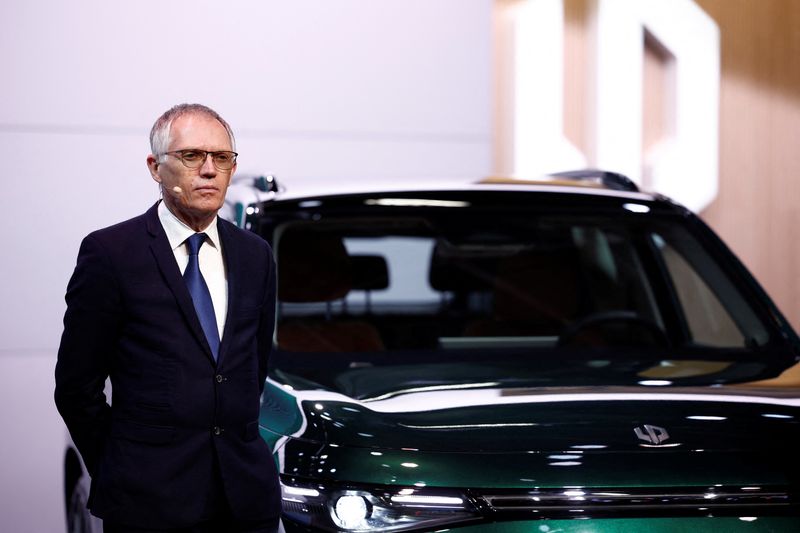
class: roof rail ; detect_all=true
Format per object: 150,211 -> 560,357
549,169 -> 639,192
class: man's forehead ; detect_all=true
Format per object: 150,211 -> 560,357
169,113 -> 231,148
171,112 -> 227,132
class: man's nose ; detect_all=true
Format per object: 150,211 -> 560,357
199,153 -> 217,177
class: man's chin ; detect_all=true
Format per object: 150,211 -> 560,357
169,202 -> 222,229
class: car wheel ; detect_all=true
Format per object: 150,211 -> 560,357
66,477 -> 95,533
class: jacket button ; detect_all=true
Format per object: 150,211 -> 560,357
215,374 -> 224,383
213,426 -> 222,436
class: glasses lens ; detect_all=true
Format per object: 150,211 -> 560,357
212,152 -> 236,170
178,150 -> 205,169
171,150 -> 236,170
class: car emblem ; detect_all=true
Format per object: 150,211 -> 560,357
634,424 -> 670,444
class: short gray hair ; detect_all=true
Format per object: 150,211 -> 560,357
149,103 -> 236,160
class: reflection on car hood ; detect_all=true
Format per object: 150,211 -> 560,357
263,381 -> 800,454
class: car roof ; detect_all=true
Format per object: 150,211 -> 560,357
257,177 -> 663,204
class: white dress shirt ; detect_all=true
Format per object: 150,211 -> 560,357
158,200 -> 228,339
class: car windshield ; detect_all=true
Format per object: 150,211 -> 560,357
268,206 -> 786,393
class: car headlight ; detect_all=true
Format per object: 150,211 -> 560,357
281,477 -> 480,532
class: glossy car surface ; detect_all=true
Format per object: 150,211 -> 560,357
250,175 -> 800,532
60,173 -> 800,532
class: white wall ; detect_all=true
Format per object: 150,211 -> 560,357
0,1 -> 492,530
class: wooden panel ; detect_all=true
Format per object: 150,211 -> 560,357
563,0 -> 589,154
494,0 -> 799,330
642,30 -> 673,155
641,29 -> 675,191
695,0 -> 800,331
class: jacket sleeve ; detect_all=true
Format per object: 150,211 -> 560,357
257,246 -> 277,395
54,234 -> 121,474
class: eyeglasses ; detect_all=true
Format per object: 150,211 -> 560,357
163,149 -> 238,171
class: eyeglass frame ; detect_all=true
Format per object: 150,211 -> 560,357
161,149 -> 238,171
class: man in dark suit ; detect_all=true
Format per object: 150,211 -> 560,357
55,103 -> 281,532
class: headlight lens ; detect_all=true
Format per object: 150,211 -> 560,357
281,477 -> 479,532
332,494 -> 370,529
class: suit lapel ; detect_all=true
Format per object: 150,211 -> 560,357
144,203 -> 217,365
217,219 -> 238,367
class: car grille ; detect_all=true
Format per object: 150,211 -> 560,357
471,486 -> 799,519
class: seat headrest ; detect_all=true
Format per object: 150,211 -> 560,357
492,248 -> 580,323
350,255 -> 389,291
428,243 -> 497,292
278,228 -> 352,303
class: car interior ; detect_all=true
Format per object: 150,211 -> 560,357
272,215 -> 757,353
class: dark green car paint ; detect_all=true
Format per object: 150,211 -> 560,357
251,188 -> 800,530
262,382 -> 798,488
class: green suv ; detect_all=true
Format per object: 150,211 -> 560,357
250,172 -> 800,532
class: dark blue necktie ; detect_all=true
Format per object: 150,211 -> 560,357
184,233 -> 220,361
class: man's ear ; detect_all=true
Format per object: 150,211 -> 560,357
147,154 -> 162,183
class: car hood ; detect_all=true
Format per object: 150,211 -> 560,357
263,381 -> 800,454
263,382 -> 800,488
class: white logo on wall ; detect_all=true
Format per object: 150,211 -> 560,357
501,0 -> 719,212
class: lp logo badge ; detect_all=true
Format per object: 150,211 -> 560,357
634,424 -> 670,444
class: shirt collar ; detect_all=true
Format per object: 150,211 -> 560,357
157,200 -> 221,252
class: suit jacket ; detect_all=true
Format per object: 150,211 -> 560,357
55,202 -> 280,528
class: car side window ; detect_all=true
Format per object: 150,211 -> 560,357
651,232 -> 768,348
